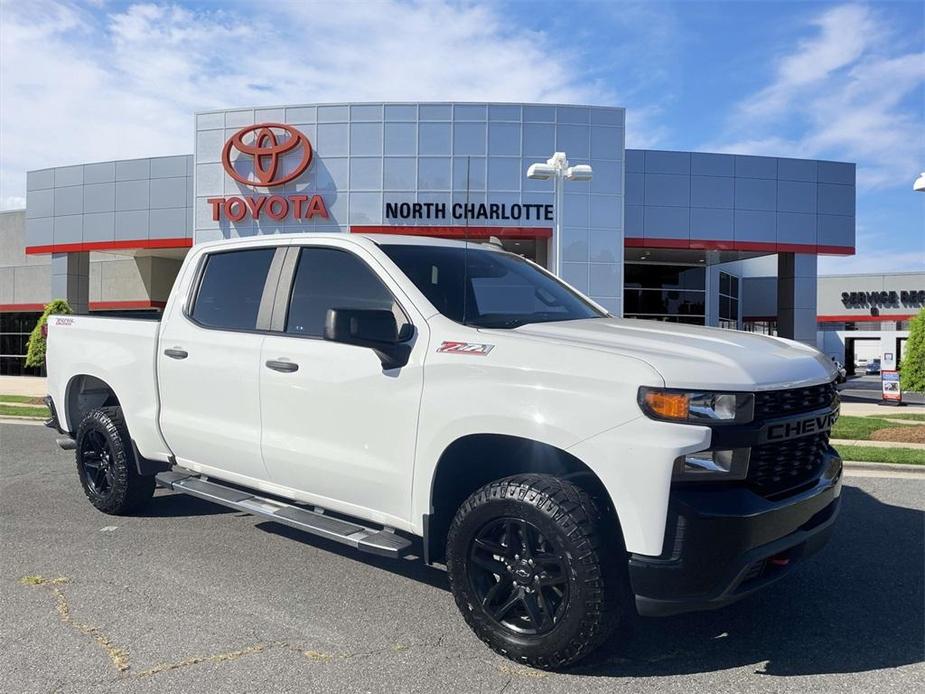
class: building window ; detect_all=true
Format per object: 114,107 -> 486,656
718,271 -> 739,328
624,263 -> 706,325
744,320 -> 777,336
0,312 -> 43,376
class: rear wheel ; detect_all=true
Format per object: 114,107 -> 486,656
446,474 -> 626,669
75,407 -> 155,514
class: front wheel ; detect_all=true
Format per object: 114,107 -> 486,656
446,474 -> 626,669
75,407 -> 155,515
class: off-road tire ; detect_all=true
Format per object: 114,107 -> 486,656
75,407 -> 155,514
446,473 -> 625,669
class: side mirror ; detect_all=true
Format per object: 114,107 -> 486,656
324,308 -> 412,370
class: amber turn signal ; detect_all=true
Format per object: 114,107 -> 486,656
642,390 -> 689,421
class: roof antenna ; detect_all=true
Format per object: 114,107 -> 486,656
462,156 -> 471,326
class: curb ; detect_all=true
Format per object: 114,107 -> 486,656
842,461 -> 925,474
0,416 -> 45,426
831,438 -> 925,450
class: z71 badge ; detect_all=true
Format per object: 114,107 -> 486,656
437,341 -> 494,355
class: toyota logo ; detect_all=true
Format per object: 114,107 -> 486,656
221,123 -> 313,187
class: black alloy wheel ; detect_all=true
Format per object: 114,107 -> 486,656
469,517 -> 569,635
80,429 -> 117,497
75,407 -> 155,514
446,474 -> 626,669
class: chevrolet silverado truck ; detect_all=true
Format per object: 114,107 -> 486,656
44,234 -> 842,668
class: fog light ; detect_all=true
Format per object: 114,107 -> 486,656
673,448 -> 750,481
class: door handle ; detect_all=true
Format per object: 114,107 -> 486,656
164,348 -> 188,360
265,359 -> 299,373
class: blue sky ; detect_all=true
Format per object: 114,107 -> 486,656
1,0 -> 922,273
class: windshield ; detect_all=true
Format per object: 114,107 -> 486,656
380,243 -> 606,329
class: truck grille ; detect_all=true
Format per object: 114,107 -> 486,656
748,432 -> 830,498
754,381 -> 838,420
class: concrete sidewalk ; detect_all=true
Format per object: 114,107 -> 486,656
0,375 -> 46,397
832,438 -> 925,450
840,401 -> 925,416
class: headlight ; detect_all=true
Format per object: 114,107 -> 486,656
638,387 -> 754,425
673,448 -> 750,481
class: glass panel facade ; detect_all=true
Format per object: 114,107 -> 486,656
625,264 -> 705,290
192,103 -> 625,311
624,289 -> 706,316
624,263 -> 706,324
718,270 -> 740,327
0,312 -> 43,376
418,123 -> 451,155
744,320 -> 777,335
453,122 -> 487,155
384,123 -> 416,156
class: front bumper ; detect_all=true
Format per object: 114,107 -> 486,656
630,449 -> 842,617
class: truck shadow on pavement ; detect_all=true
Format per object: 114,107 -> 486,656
574,484 -> 924,678
140,490 -> 238,518
169,483 -> 922,678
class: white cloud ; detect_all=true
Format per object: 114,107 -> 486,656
709,4 -> 925,191
0,0 -> 609,209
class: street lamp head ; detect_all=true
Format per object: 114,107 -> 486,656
526,162 -> 556,180
565,164 -> 593,182
914,172 -> 925,192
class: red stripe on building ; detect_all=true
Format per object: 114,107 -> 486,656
816,314 -> 915,323
25,237 -> 193,255
0,303 -> 46,312
624,237 -> 854,255
1,301 -> 168,312
90,300 -> 167,311
350,225 -> 553,239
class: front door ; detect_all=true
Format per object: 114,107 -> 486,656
259,243 -> 425,526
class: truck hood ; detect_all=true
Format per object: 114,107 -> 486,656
509,318 -> 836,391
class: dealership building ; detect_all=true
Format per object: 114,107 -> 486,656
2,100 -> 912,376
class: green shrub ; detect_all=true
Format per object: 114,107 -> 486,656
900,308 -> 925,393
25,300 -> 72,367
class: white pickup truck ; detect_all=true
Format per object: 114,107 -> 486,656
45,234 -> 842,668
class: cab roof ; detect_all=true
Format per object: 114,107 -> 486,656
192,232 -> 504,253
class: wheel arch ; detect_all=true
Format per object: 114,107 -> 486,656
425,433 -> 624,565
64,374 -> 121,434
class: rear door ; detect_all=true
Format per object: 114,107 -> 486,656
258,242 -> 426,526
158,244 -> 284,482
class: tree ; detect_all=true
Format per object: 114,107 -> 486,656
900,307 -> 925,393
25,300 -> 72,368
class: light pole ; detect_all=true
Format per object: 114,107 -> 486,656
914,172 -> 925,192
526,152 -> 592,277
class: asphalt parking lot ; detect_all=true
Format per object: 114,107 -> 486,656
838,373 -> 925,406
1,422 -> 923,693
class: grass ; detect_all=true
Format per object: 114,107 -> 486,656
0,404 -> 49,418
836,445 -> 925,466
0,395 -> 44,405
831,415 -> 917,441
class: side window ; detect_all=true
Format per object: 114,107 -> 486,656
191,248 -> 275,330
285,247 -> 407,337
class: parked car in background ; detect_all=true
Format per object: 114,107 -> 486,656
866,358 -> 881,375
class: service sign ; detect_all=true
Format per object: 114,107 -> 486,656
881,370 -> 902,403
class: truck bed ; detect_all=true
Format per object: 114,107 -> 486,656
46,314 -> 168,460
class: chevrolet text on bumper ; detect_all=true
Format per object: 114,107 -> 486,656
44,233 -> 843,669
